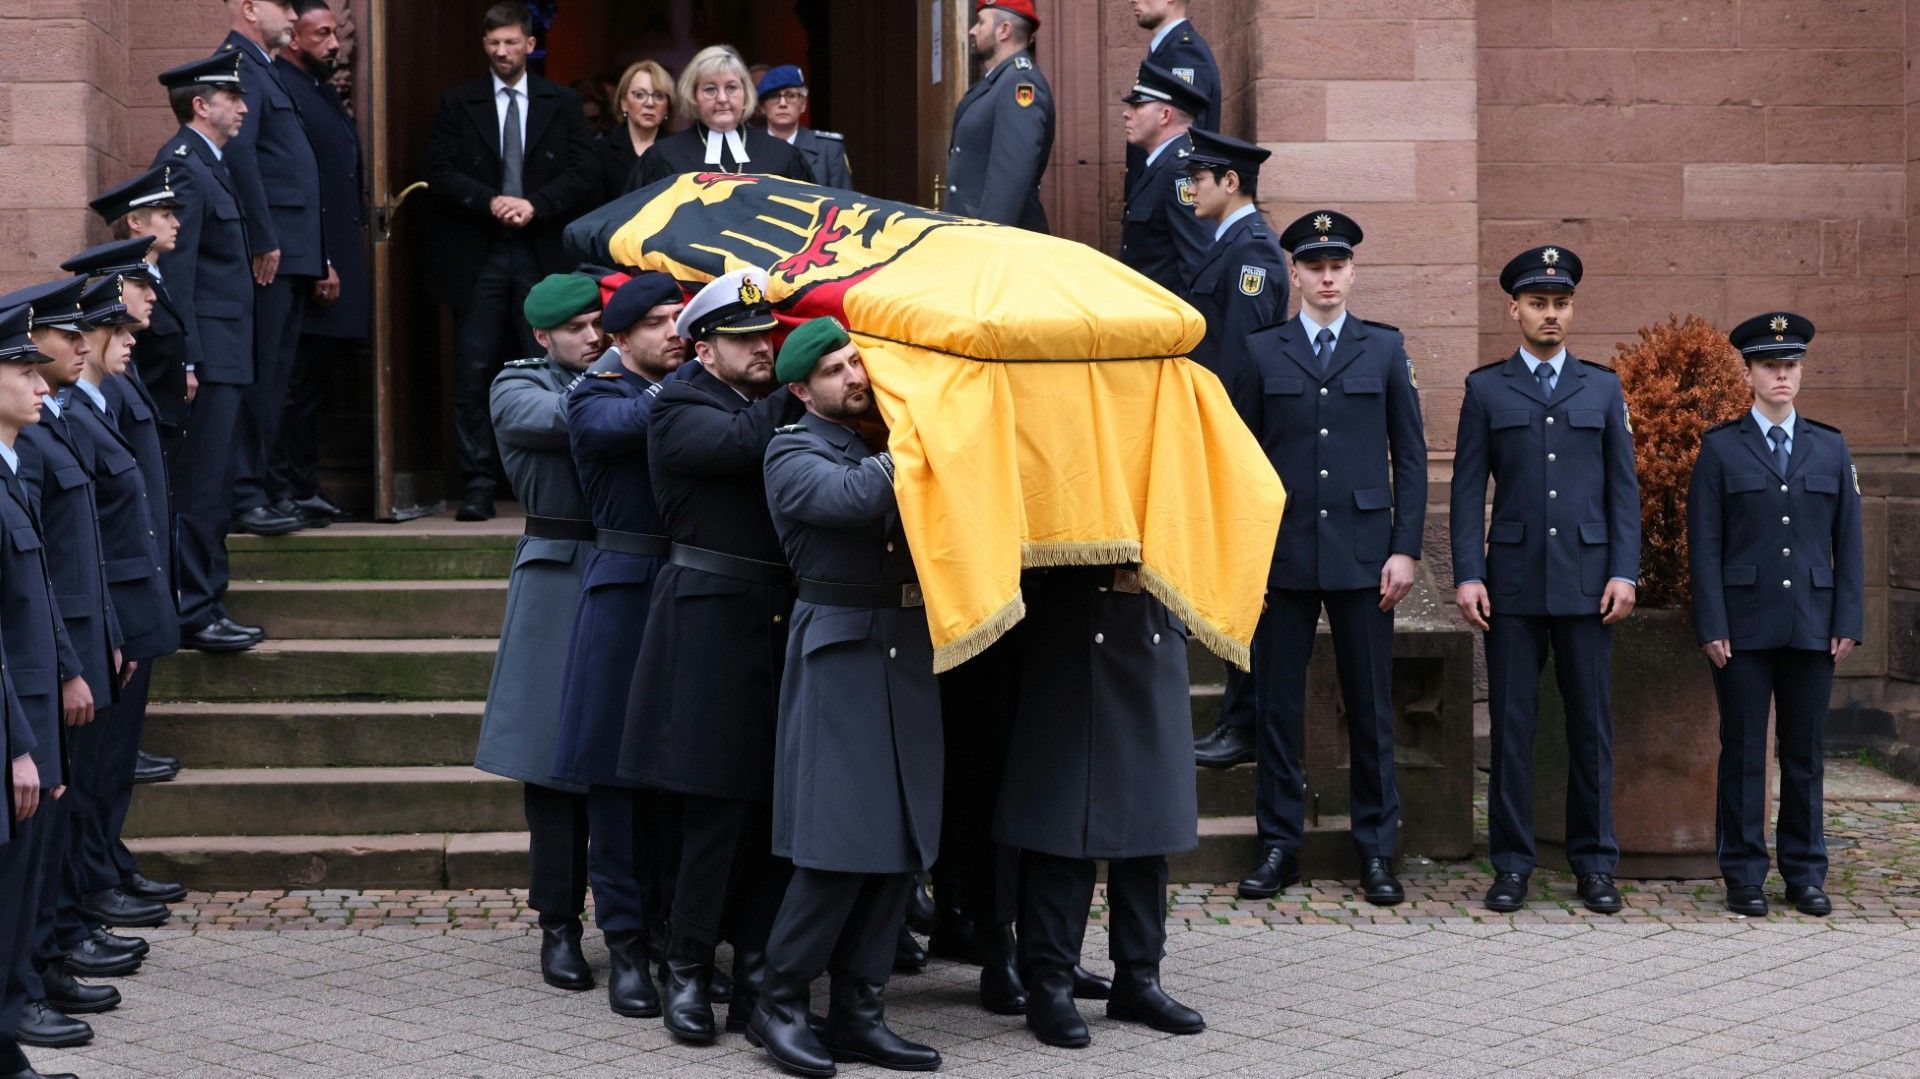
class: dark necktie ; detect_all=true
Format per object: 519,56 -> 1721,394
501,89 -> 524,197
1768,426 -> 1788,475
1534,362 -> 1555,397
1314,327 -> 1334,371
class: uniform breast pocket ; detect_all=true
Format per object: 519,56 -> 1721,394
1566,410 -> 1605,437
1725,473 -> 1768,495
1803,474 -> 1840,502
52,465 -> 88,492
1341,376 -> 1383,396
212,198 -> 242,222
9,525 -> 42,554
1263,377 -> 1304,397
1491,410 -> 1531,432
102,452 -> 136,477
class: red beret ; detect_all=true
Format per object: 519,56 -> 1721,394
978,0 -> 1039,30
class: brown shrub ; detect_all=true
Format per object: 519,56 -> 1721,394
1612,315 -> 1751,610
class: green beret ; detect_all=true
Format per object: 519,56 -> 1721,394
523,273 -> 601,331
775,316 -> 852,383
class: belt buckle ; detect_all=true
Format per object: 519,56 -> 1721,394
901,582 -> 924,608
1113,568 -> 1143,594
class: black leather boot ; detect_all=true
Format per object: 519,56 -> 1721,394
1106,962 -> 1204,1034
605,932 -> 661,1018
972,923 -> 1026,1015
724,946 -> 766,1034
924,884 -> 974,963
1023,964 -> 1089,1048
746,977 -> 835,1077
904,877 -> 935,935
893,924 -> 928,974
711,964 -> 734,1003
661,937 -> 716,1044
1070,964 -> 1112,999
538,918 -> 593,991
818,978 -> 939,1071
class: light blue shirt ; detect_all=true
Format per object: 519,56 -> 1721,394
1522,347 -> 1567,389
0,440 -> 16,476
74,377 -> 108,414
1752,406 -> 1796,459
40,393 -> 60,418
190,126 -> 223,161
1149,16 -> 1187,54
1144,136 -> 1176,169
1300,309 -> 1349,352
1213,202 -> 1258,242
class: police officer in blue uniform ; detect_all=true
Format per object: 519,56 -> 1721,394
1118,63 -> 1213,296
154,53 -> 265,654
218,0 -> 325,537
1126,0 -> 1220,194
755,66 -> 853,191
749,319 -> 943,1077
0,301 -> 92,1069
947,0 -> 1054,232
1183,130 -> 1287,771
1452,246 -> 1641,915
620,270 -> 804,1044
1229,210 -> 1426,906
1689,312 -> 1862,918
553,272 -> 687,1019
87,169 -> 191,472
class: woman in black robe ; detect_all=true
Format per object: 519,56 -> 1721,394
628,45 -> 812,192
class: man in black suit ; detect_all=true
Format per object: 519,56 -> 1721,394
270,0 -> 364,525
218,0 -> 324,537
424,1 -> 599,522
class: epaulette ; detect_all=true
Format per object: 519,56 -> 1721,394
591,371 -> 622,379
1360,319 -> 1399,333
504,357 -> 548,368
1471,358 -> 1506,372
172,143 -> 190,158
1804,418 -> 1842,434
1013,56 -> 1033,70
1579,359 -> 1615,373
1702,419 -> 1740,435
774,424 -> 806,434
220,42 -> 235,51
813,129 -> 843,141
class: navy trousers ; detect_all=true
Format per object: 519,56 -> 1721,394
233,273 -> 307,513
1712,647 -> 1833,888
175,380 -> 246,633
1485,613 -> 1619,876
1250,587 -> 1400,858
0,809 -> 51,1031
585,784 -> 675,939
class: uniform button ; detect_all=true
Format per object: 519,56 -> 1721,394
1782,580 -> 1792,589
888,647 -> 897,658
1546,416 -> 1555,425
1319,387 -> 1328,396
1782,516 -> 1791,525
1318,469 -> 1328,479
948,184 -> 956,192
1780,484 -> 1788,492
1548,490 -> 1557,499
1319,428 -> 1328,437
773,614 -> 784,623
1319,509 -> 1328,518
1782,548 -> 1791,557
1547,453 -> 1556,462
885,542 -> 894,552
1094,632 -> 1105,644
1548,527 -> 1558,537
1152,633 -> 1162,644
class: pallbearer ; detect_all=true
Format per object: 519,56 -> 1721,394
1688,312 -> 1862,918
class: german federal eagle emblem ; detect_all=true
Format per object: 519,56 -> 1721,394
1175,177 -> 1195,206
1239,265 -> 1266,296
738,278 -> 764,306
1014,83 -> 1035,108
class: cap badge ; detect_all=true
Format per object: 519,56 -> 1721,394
738,279 -> 764,306
1312,213 -> 1333,234
1770,315 -> 1788,333
1542,248 -> 1561,266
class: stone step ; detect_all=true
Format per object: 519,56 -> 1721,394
122,766 -> 522,838
228,519 -> 518,581
126,818 -> 1384,892
151,639 -> 498,702
225,581 -> 507,639
143,702 -> 486,768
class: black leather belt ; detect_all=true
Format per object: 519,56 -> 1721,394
797,579 -> 925,609
595,529 -> 669,557
523,514 -> 595,542
668,543 -> 794,587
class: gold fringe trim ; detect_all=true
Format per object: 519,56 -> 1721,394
1139,564 -> 1252,672
932,591 -> 1028,674
1020,539 -> 1144,568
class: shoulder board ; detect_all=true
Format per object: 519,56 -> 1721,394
591,371 -> 622,380
504,358 -> 548,368
1803,418 -> 1842,434
220,42 -> 236,51
1014,56 -> 1033,70
1471,358 -> 1507,372
173,143 -> 191,157
1179,30 -> 1193,42
1360,319 -> 1399,333
1702,419 -> 1740,435
1579,359 -> 1615,373
774,424 -> 806,434
812,129 -> 843,141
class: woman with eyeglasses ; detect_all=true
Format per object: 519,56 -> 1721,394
628,45 -> 812,192
599,59 -> 674,201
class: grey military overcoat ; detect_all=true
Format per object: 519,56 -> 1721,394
473,358 -> 591,792
764,414 -> 943,874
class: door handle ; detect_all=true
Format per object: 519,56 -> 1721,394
372,180 -> 429,242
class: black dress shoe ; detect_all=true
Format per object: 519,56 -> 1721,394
1577,873 -> 1624,914
539,919 -> 593,990
81,887 -> 169,929
138,750 -> 180,772
63,935 -> 141,977
233,505 -> 305,536
1238,845 -> 1300,899
1070,964 -> 1111,1000
1360,857 -> 1405,906
291,493 -> 352,521
2,1049 -> 80,1079
1726,883 -> 1769,917
973,923 -> 1027,1015
818,978 -> 940,1071
1106,963 -> 1204,1035
1484,871 -> 1529,912
605,932 -> 660,1018
905,879 -> 935,935
660,953 -> 716,1044
14,1001 -> 91,1047
132,755 -> 178,784
122,873 -> 186,904
271,498 -> 330,528
893,924 -> 927,974
455,492 -> 496,521
1786,884 -> 1832,916
1193,723 -> 1254,768
746,978 -> 836,1077
40,967 -> 119,1015
88,927 -> 148,958
1024,965 -> 1089,1048
217,617 -> 265,641
183,621 -> 257,652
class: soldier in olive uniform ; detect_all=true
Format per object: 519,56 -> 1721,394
747,319 -> 942,1077
1452,246 -> 1641,916
947,0 -> 1053,232
1118,63 -> 1212,296
1689,312 -> 1863,919
472,274 -> 605,993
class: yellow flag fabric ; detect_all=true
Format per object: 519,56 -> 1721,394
565,173 -> 1285,671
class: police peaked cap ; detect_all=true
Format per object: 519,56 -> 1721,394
1500,245 -> 1582,295
1729,311 -> 1816,361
